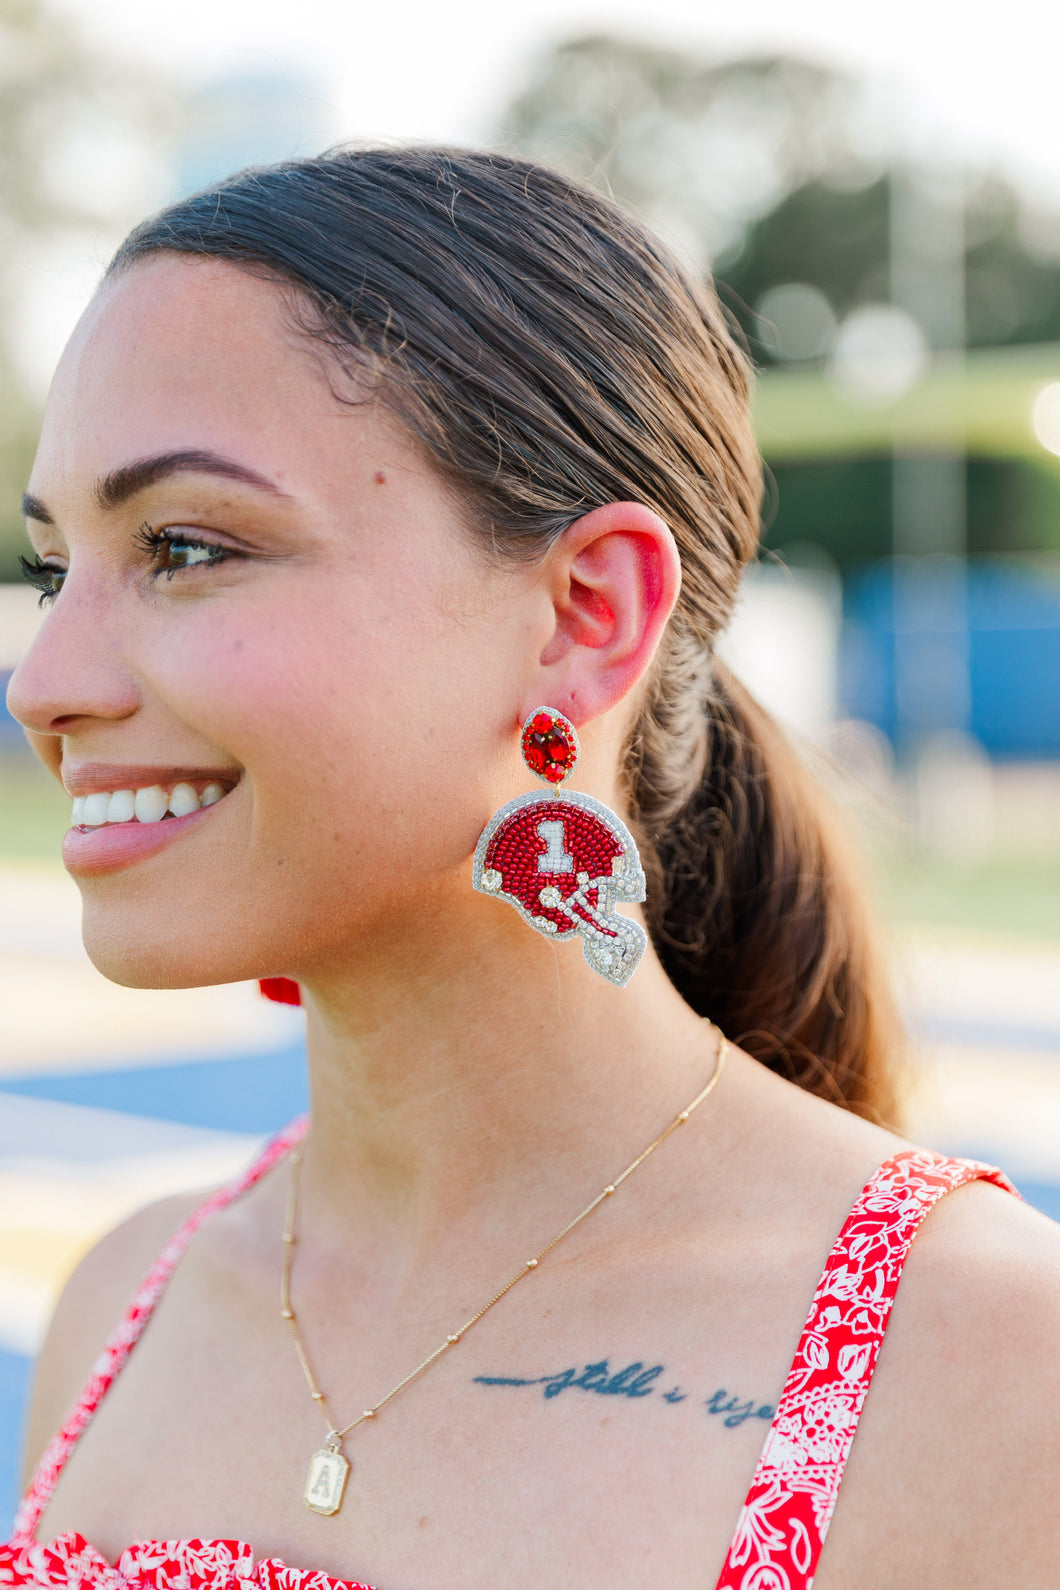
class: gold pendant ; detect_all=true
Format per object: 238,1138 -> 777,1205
303,1445 -> 350,1516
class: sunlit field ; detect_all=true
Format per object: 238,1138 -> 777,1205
0,753 -> 68,862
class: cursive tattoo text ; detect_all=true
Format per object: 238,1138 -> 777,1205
474,1358 -> 775,1428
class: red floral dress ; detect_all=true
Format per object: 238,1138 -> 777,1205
1,1123 -> 1016,1590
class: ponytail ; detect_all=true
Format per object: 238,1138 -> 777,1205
637,669 -> 901,1125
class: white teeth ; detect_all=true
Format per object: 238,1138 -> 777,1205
134,785 -> 169,824
106,789 -> 136,824
71,779 -> 230,827
82,792 -> 111,827
168,781 -> 202,817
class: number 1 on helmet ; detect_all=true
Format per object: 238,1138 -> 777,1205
472,707 -> 647,986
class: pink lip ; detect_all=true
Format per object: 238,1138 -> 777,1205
62,799 -> 225,876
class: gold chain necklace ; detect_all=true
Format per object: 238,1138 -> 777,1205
281,1024 -> 728,1517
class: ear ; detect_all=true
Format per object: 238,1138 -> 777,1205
534,501 -> 681,723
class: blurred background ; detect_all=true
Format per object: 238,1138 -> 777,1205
2,0 -> 1059,1531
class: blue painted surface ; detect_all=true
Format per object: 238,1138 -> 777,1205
917,1016 -> 1060,1054
1,1350 -> 30,1539
0,671 -> 24,746
0,1044 -> 308,1136
842,558 -> 1060,756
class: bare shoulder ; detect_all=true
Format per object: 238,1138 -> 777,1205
911,1169 -> 1060,1410
21,1189 -> 206,1488
916,1160 -> 1060,1271
729,1052 -> 1060,1577
828,1171 -> 1060,1584
905,1167 -> 1060,1384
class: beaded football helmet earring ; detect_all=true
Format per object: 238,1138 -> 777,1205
472,707 -> 647,986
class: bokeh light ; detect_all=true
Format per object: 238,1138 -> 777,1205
1031,381 -> 1060,457
828,303 -> 930,404
754,282 -> 837,362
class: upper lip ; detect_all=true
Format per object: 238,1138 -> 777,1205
61,764 -> 242,797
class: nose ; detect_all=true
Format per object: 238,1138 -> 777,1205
6,581 -> 141,740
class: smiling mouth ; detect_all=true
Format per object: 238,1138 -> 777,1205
70,778 -> 238,829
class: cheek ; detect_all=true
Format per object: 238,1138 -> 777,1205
146,588 -> 504,900
76,555 -> 529,989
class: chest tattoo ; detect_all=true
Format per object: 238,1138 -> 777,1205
473,1359 -> 774,1427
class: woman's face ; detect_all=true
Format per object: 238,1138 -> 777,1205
8,255 -> 543,990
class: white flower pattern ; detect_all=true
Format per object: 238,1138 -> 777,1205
3,1140 -> 1016,1590
713,1150 -> 1017,1589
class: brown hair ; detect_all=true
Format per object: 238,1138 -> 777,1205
110,146 -> 900,1123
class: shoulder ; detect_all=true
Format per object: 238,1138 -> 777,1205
897,1161 -> 1060,1384
21,1189 -> 206,1488
912,1157 -> 1060,1274
904,1167 -> 1060,1407
832,1168 -> 1060,1581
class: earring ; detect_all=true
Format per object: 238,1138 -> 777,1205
260,976 -> 301,1005
472,707 -> 647,986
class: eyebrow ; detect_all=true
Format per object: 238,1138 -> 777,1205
21,492 -> 53,525
21,449 -> 294,525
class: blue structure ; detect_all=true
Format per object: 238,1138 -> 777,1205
842,558 -> 1060,757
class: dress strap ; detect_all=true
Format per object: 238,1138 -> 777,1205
713,1149 -> 1018,1590
12,1117 -> 309,1546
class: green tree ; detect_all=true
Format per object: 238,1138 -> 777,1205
499,32 -> 1060,561
722,173 -> 1060,358
501,34 -> 870,272
501,32 -> 1060,356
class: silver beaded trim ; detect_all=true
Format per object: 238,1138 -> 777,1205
472,788 -> 648,987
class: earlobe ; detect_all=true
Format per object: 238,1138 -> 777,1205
539,501 -> 681,721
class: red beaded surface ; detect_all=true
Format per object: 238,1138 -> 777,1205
485,800 -> 625,936
521,708 -> 578,785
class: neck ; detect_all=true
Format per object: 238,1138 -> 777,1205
293,898 -> 718,1256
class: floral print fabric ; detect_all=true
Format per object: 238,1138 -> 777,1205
0,1535 -> 373,1590
713,1149 -> 1017,1589
4,1133 -> 1016,1590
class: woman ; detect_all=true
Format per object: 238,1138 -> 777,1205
4,147 -> 1058,1589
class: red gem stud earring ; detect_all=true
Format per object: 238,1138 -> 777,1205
472,707 -> 647,986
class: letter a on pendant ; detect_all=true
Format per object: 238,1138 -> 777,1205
304,1446 -> 350,1516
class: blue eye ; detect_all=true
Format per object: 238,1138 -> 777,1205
132,523 -> 232,578
165,540 -> 223,569
18,526 -> 235,607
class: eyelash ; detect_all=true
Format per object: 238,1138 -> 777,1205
18,525 -> 234,608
